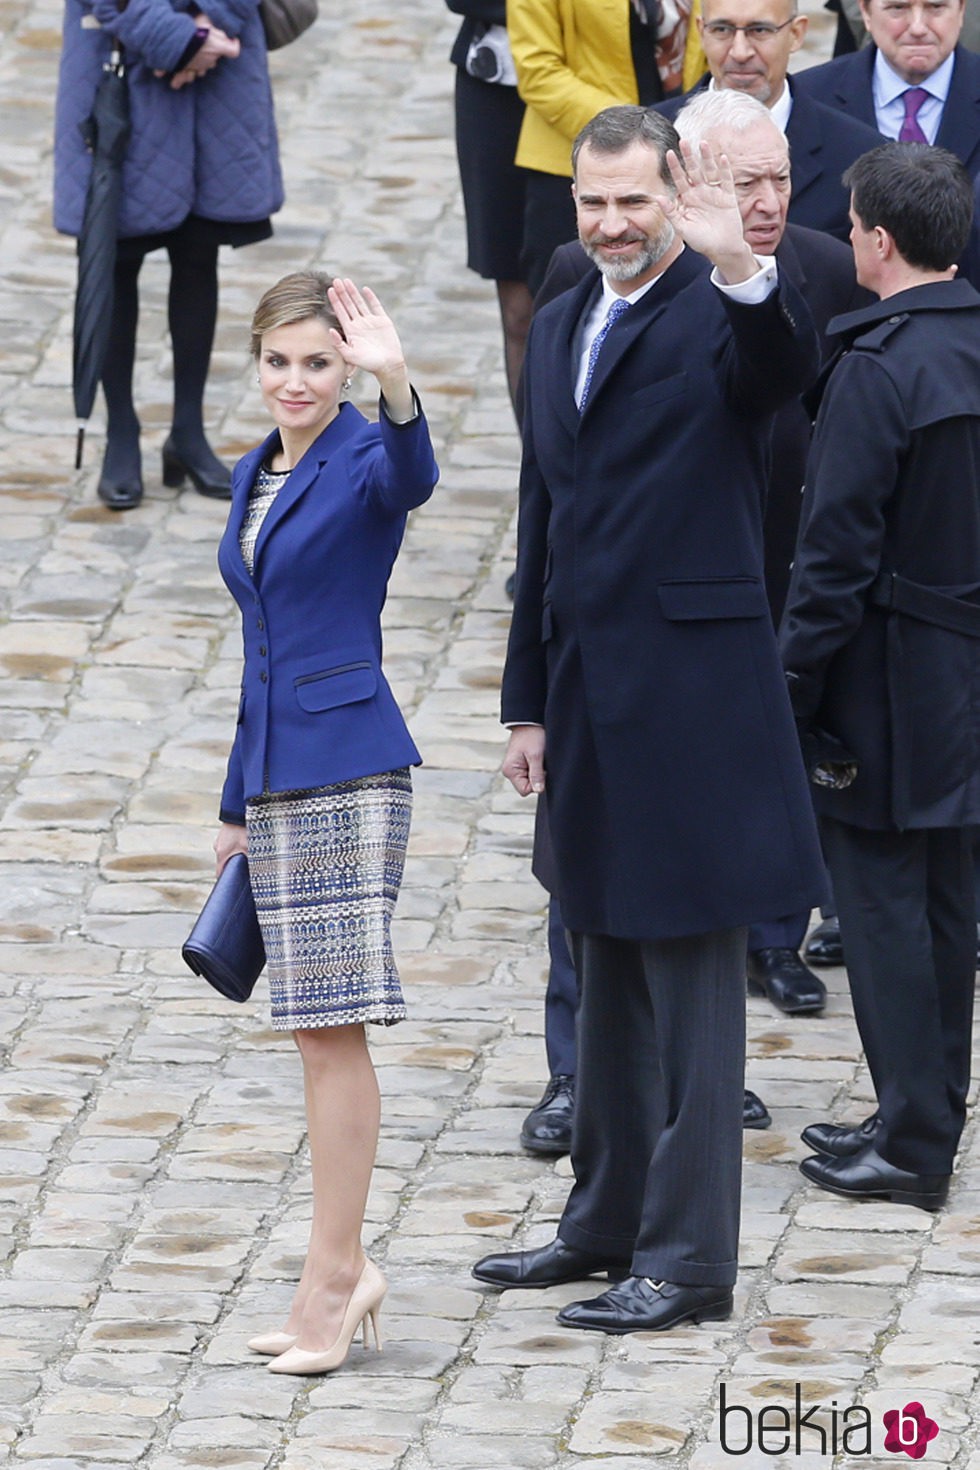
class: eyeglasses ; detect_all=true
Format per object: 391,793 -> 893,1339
702,18 -> 797,41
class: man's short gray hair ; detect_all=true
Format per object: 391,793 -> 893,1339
675,89 -> 783,149
571,105 -> 680,185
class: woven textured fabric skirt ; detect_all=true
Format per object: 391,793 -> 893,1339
245,770 -> 412,1031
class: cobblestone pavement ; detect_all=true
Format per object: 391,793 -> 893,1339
1,2 -> 978,1466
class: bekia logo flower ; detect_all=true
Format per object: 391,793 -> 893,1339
883,1402 -> 939,1459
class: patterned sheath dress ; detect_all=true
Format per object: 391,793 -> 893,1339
239,463 -> 411,1031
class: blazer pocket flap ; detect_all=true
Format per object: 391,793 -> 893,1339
658,578 -> 768,621
294,661 -> 377,712
629,371 -> 688,409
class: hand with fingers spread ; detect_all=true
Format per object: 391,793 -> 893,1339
656,138 -> 760,284
326,278 -> 414,422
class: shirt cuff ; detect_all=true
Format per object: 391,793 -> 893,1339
710,256 -> 778,303
503,721 -> 545,729
380,386 -> 421,426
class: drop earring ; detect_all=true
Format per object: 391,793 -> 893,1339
343,376 -> 353,392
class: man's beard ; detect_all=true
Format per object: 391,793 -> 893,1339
581,219 -> 676,281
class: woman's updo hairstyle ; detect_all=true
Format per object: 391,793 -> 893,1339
250,271 -> 344,359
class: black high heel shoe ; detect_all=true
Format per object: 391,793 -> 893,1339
161,437 -> 232,499
97,439 -> 143,511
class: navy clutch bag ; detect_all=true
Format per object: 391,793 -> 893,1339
182,852 -> 266,1002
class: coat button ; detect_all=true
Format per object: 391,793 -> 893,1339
260,672 -> 268,684
257,619 -> 264,631
259,646 -> 267,657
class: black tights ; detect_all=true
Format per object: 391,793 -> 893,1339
101,231 -> 219,456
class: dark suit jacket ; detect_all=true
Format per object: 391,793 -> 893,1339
657,78 -> 883,240
535,227 -> 870,623
504,248 -> 827,938
781,279 -> 980,830
793,43 -> 980,175
218,403 -> 438,822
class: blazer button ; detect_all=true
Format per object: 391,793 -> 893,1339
257,619 -> 264,631
260,671 -> 268,683
259,646 -> 267,656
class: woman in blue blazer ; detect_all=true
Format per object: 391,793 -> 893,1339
214,272 -> 438,1375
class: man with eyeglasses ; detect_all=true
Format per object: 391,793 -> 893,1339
656,0 -> 882,240
794,0 -> 980,180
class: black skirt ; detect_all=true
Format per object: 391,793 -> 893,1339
454,68 -> 528,282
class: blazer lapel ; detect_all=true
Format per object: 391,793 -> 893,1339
250,404 -> 369,571
837,47 -> 878,129
936,47 -> 980,170
784,86 -> 822,204
774,229 -> 805,295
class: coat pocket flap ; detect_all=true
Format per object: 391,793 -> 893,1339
294,661 -> 377,712
658,578 -> 768,621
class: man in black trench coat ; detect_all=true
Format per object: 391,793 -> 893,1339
472,104 -> 826,1334
782,142 -> 980,1211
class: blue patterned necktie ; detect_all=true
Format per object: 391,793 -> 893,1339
579,297 -> 631,410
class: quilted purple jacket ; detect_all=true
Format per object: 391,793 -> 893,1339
53,0 -> 284,238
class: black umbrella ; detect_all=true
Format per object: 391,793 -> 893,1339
72,45 -> 130,469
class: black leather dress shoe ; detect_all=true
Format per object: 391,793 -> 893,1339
746,947 -> 826,1014
472,1237 -> 628,1289
801,1114 -> 880,1158
803,917 -> 844,967
162,437 -> 232,499
520,1075 -> 574,1155
799,1142 -> 949,1212
743,1089 -> 772,1129
557,1276 -> 733,1334
97,439 -> 143,510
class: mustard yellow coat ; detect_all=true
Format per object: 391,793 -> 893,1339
508,0 -> 707,178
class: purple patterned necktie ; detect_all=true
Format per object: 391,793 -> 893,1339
899,87 -> 929,144
579,298 -> 631,410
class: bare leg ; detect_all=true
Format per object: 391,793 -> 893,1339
496,279 -> 533,423
280,1023 -> 380,1352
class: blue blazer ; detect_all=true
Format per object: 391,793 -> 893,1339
793,43 -> 980,176
658,78 -> 883,240
218,401 -> 438,823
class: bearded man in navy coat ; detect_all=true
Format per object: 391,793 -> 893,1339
471,105 -> 826,1335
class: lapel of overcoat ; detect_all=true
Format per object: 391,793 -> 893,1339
576,247 -> 707,421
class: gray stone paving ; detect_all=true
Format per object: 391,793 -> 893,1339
0,0 -> 978,1465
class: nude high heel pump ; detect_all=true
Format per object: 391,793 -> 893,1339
268,1260 -> 386,1376
247,1330 -> 297,1356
